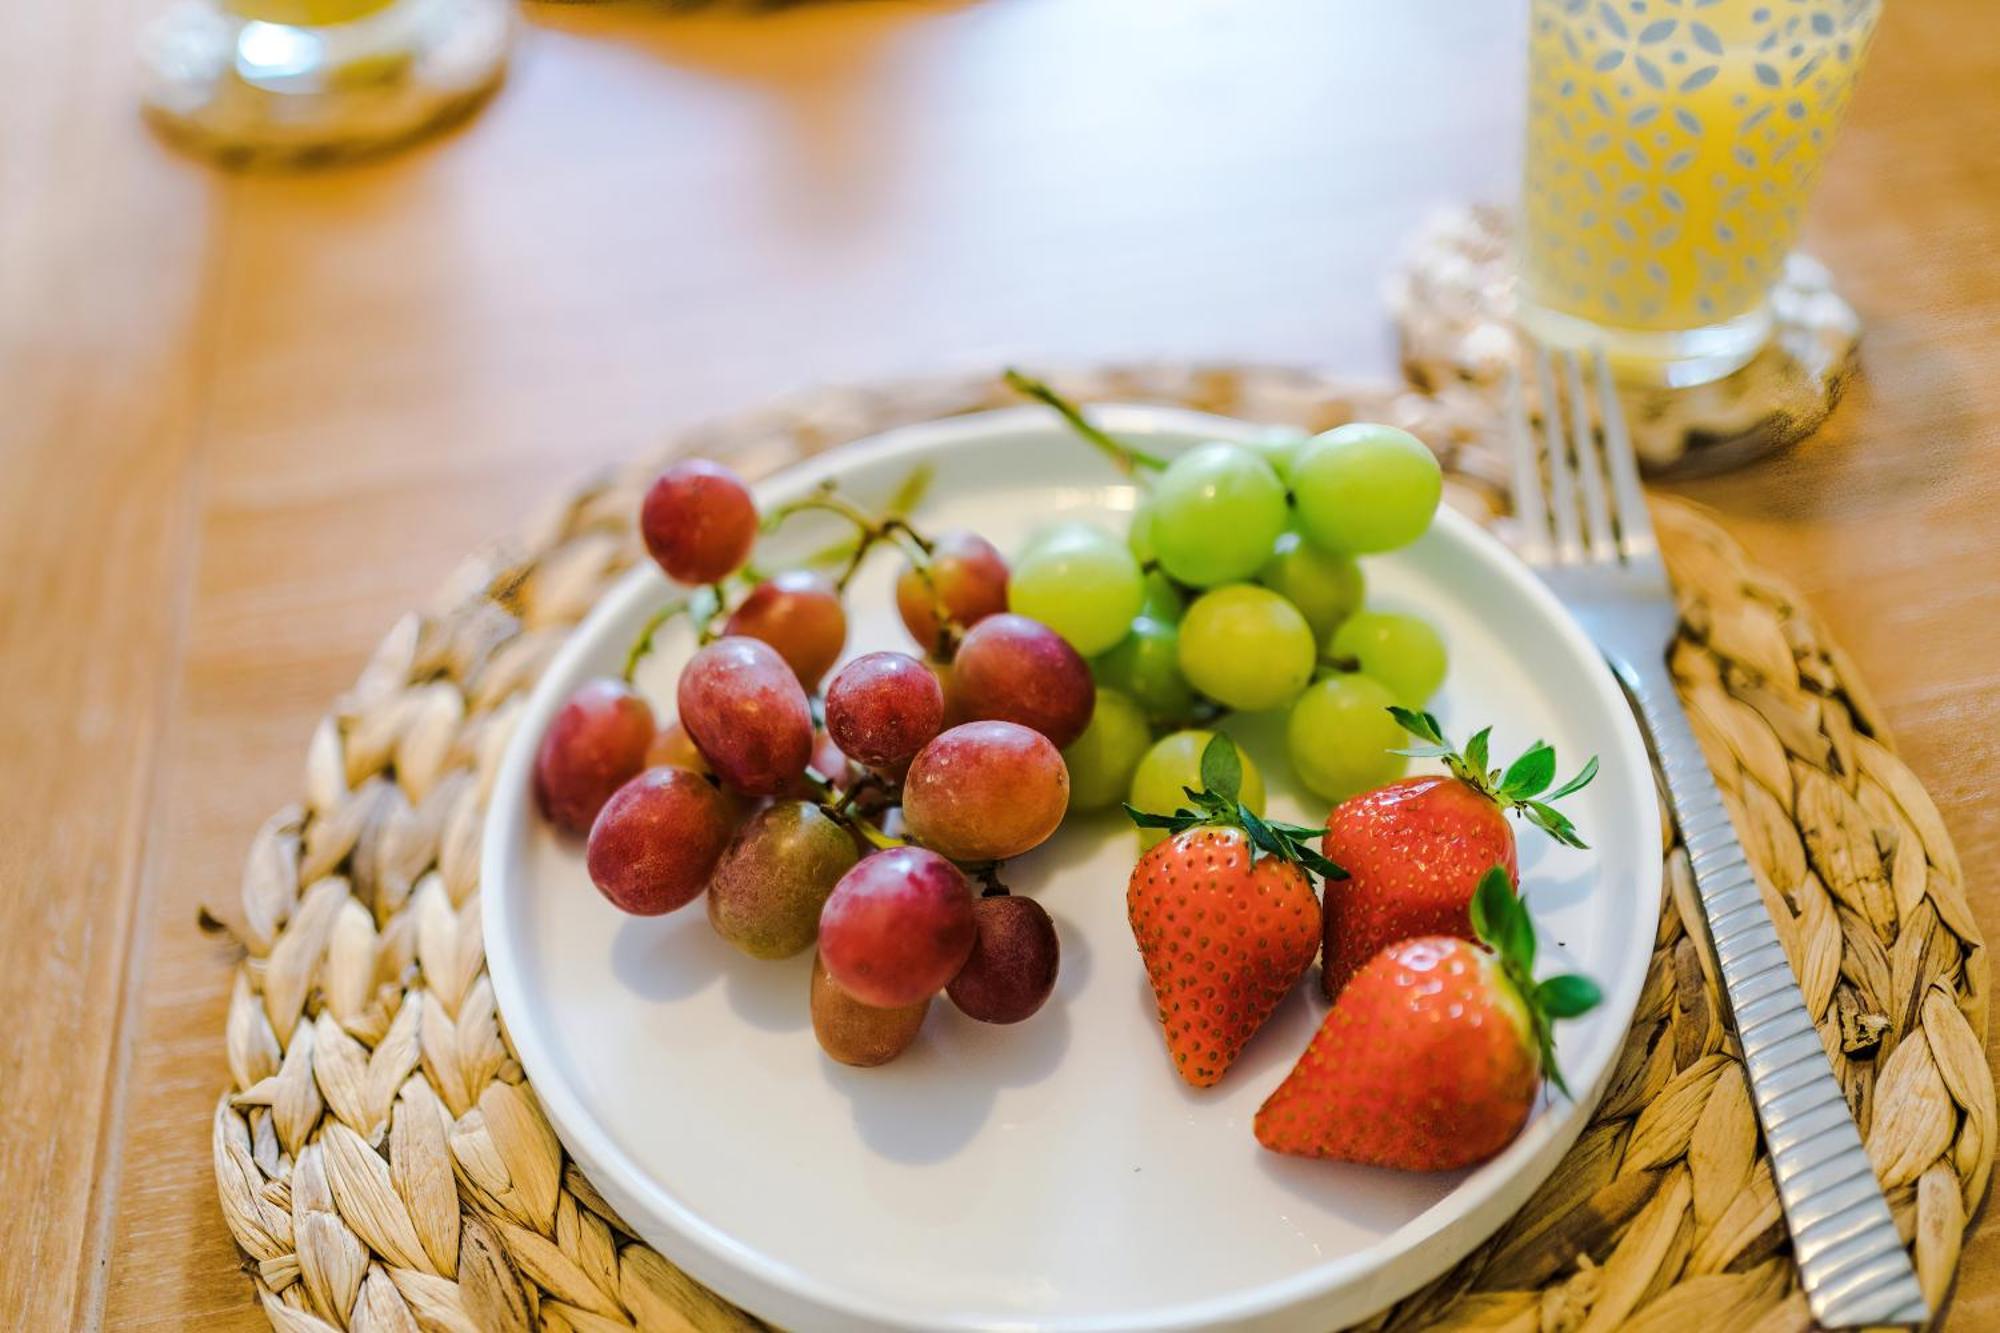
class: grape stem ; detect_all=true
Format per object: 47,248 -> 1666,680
804,772 -> 906,851
1003,368 -> 1168,477
849,818 -> 907,853
764,487 -> 934,592
622,597 -> 690,682
696,583 -> 732,644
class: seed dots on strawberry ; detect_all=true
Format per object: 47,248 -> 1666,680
1124,735 -> 1344,1088
1255,867 -> 1602,1171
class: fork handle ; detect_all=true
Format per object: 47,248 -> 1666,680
1619,661 -> 1928,1328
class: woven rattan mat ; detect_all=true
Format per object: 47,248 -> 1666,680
204,365 -> 1991,1332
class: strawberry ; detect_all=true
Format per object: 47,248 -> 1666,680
1125,735 -> 1343,1088
1256,867 -> 1601,1170
1319,707 -> 1596,1000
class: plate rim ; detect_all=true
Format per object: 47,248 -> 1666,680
481,403 -> 1662,1331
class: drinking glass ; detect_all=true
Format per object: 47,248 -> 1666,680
141,0 -> 513,167
1518,0 -> 1881,386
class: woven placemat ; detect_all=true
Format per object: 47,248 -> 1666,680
203,364 -> 1991,1333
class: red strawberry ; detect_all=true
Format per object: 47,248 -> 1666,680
1320,708 -> 1596,1000
1257,868 -> 1601,1170
1126,735 -> 1342,1088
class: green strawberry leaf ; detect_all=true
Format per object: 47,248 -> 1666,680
1537,974 -> 1603,1018
1523,800 -> 1589,849
1288,840 -> 1348,883
1464,727 -> 1493,784
1126,743 -> 1347,887
1503,892 -> 1536,975
1544,755 -> 1601,803
1389,706 -> 1448,748
1469,866 -> 1505,945
1390,711 -> 1598,849
1237,804 -> 1285,858
1469,865 -> 1601,1100
1499,742 -> 1557,801
1539,1021 -> 1571,1099
1469,868 -> 1535,974
1201,733 -> 1243,805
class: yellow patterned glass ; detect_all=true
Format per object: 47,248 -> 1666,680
1519,0 -> 1881,385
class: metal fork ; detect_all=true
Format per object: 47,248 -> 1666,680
1506,344 -> 1928,1329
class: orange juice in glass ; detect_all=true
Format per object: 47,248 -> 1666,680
1519,0 -> 1881,386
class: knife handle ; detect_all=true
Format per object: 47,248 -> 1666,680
1621,662 -> 1927,1329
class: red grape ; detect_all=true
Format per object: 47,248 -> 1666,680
947,895 -> 1060,1024
810,953 -> 929,1067
824,651 -> 945,770
778,728 -> 855,800
677,636 -> 814,796
723,570 -> 846,691
818,846 -> 976,1007
902,720 -> 1069,862
535,677 -> 657,836
585,767 -> 733,915
707,801 -> 860,958
946,613 -> 1095,748
641,459 -> 758,585
894,530 -> 1009,657
646,718 -> 708,774
809,728 -> 852,787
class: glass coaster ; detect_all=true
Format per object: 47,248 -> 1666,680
1389,206 -> 1861,477
140,0 -> 512,169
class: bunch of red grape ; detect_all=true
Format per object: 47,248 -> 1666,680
534,459 -> 1069,1068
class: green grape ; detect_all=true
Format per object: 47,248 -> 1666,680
1289,422 -> 1442,555
1245,431 -> 1306,482
1258,531 -> 1365,644
1286,673 -> 1408,801
1128,728 -> 1267,849
1062,688 -> 1154,811
1020,518 -> 1113,563
1330,610 -> 1447,707
1095,616 -> 1194,724
1009,525 -> 1145,657
1128,498 -> 1159,565
1149,442 -> 1289,587
1178,585 -> 1316,712
1138,570 -> 1185,622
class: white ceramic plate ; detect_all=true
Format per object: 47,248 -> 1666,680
483,407 -> 1661,1332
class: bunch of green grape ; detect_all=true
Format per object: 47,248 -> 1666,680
1008,413 -> 1450,822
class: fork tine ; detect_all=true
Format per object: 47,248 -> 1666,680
1562,349 -> 1618,560
1504,362 -> 1551,564
1532,345 -> 1583,563
1593,348 -> 1657,561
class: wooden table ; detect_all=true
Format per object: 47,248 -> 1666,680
3,1 -> 1994,1327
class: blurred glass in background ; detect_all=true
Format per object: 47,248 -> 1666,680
141,0 -> 513,166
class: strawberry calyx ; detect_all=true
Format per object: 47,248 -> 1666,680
1469,866 -> 1603,1097
1124,734 -> 1347,884
1389,706 -> 1600,849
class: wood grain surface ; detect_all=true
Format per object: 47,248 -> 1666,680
0,1 -> 1992,1328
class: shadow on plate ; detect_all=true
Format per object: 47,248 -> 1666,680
1252,1140 -> 1472,1238
821,916 -> 1082,1166
611,911 -> 734,1003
